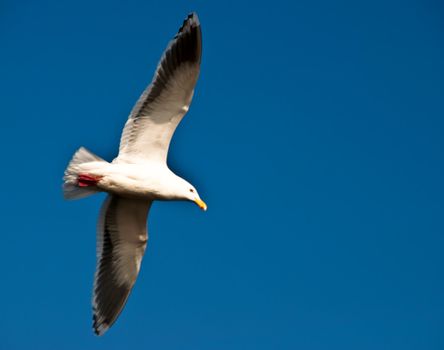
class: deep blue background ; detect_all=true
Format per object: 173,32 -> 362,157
1,1 -> 443,349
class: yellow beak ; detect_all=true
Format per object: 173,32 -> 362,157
194,198 -> 207,211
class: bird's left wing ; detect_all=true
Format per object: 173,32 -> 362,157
116,13 -> 202,164
92,195 -> 152,336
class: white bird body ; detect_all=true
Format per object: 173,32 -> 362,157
73,159 -> 195,200
63,13 -> 206,335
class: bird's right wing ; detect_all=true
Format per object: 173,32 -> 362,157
116,13 -> 202,164
92,195 -> 152,336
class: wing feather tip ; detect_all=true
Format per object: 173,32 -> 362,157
174,13 -> 202,65
187,12 -> 200,26
176,12 -> 200,38
92,313 -> 109,336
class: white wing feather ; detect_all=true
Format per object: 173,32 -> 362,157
116,13 -> 202,164
92,195 -> 152,335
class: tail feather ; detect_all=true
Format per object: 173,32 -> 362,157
63,147 -> 105,200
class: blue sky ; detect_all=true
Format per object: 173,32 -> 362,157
1,0 -> 443,349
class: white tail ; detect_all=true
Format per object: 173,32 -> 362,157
63,147 -> 106,200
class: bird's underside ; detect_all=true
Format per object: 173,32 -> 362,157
63,12 -> 203,336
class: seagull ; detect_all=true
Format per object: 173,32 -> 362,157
63,12 -> 205,336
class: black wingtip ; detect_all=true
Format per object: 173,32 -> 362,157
169,12 -> 202,65
176,12 -> 200,37
188,12 -> 200,26
92,313 -> 109,336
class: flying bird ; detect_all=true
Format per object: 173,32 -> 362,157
63,12 -> 205,335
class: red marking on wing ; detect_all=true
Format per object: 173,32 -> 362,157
78,174 -> 102,187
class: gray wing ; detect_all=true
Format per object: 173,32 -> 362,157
92,195 -> 152,336
116,13 -> 202,164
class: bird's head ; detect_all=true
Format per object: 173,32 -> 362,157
186,185 -> 207,211
174,178 -> 207,211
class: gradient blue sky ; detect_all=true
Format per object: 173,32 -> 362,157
1,1 -> 443,349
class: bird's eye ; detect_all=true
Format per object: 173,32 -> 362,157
189,189 -> 194,193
